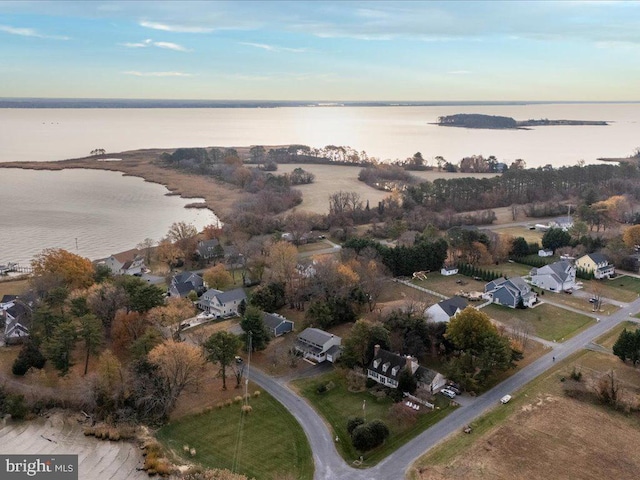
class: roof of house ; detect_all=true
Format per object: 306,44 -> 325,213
172,271 -> 203,286
110,248 -> 142,264
197,239 -> 221,255
6,302 -> 30,322
201,288 -> 223,300
582,252 -> 608,264
326,345 -> 341,357
215,288 -> 247,305
436,296 -> 468,317
415,365 -> 439,385
298,327 -> 338,346
263,312 -> 292,330
368,348 -> 407,381
1,294 -> 17,304
173,282 -> 196,296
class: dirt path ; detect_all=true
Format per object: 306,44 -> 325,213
0,413 -> 147,480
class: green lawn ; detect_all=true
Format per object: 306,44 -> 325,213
580,275 -> 640,303
292,371 -> 455,466
156,392 -> 313,480
483,303 -> 595,342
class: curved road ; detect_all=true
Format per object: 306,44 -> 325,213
250,295 -> 640,480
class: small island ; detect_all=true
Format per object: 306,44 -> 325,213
436,113 -> 608,130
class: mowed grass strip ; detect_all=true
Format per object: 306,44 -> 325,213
483,303 -> 594,342
595,320 -> 639,349
293,371 -> 455,466
156,392 -> 313,480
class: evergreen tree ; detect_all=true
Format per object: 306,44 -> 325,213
240,307 -> 270,351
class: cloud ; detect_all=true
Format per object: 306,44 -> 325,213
123,71 -> 193,77
0,24 -> 69,40
120,39 -> 190,52
139,20 -> 213,33
240,42 -> 305,53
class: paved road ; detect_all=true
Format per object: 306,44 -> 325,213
248,295 -> 640,480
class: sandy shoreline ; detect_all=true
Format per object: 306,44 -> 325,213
0,148 -> 244,221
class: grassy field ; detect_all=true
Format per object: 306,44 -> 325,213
157,392 -> 313,480
490,225 -> 544,244
541,290 -> 620,315
292,371 -> 455,466
410,349 -> 640,480
580,275 -> 640,303
595,320 -> 639,349
483,303 -> 595,342
0,278 -> 29,298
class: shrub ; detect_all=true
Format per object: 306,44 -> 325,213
253,390 -> 261,397
347,416 -> 365,435
316,384 -> 327,394
234,396 -> 243,404
570,367 -> 583,382
351,420 -> 390,451
241,405 -> 253,414
4,393 -> 28,420
12,341 -> 46,376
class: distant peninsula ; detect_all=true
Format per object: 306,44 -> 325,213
436,113 -> 608,130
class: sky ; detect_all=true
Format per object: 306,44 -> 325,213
0,0 -> 639,101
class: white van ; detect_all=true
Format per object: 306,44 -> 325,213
500,394 -> 512,404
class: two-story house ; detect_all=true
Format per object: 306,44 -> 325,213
367,345 -> 446,393
103,248 -> 145,276
198,288 -> 247,317
484,277 -> 537,308
576,253 -> 615,279
530,260 -> 577,292
295,328 -> 341,363
168,271 -> 205,298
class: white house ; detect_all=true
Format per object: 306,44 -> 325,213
425,296 -> 468,323
295,328 -> 341,363
367,345 -> 446,393
198,288 -> 247,317
103,248 -> 145,276
538,249 -> 554,257
576,253 -> 615,279
530,260 -> 577,292
440,266 -> 459,276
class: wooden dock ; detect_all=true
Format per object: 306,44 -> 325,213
0,263 -> 33,275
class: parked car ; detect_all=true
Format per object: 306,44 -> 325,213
197,312 -> 215,320
446,384 -> 462,395
500,394 -> 512,404
589,297 -> 598,303
441,388 -> 457,399
235,356 -> 243,364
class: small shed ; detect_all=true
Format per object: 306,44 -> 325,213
538,249 -> 553,257
262,312 -> 294,337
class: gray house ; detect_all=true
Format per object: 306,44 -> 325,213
169,271 -> 205,298
425,296 -> 468,323
530,260 -> 577,292
295,328 -> 341,363
262,313 -> 294,337
3,301 -> 31,344
485,277 -> 537,308
198,288 -> 247,317
196,239 -> 223,260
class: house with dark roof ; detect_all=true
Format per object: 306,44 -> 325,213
262,313 -> 294,337
367,345 -> 446,393
530,260 -> 577,292
3,301 -> 31,344
295,328 -> 341,363
576,253 -> 615,279
196,239 -> 224,260
425,296 -> 468,323
169,271 -> 205,298
1,295 -> 17,310
103,248 -> 145,275
485,277 -> 537,308
198,288 -> 247,317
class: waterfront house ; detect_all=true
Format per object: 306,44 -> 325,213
576,253 -> 615,279
3,301 -> 31,344
530,260 -> 577,292
295,328 -> 341,363
196,239 -> 224,261
103,248 -> 145,276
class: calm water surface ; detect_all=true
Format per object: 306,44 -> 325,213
0,104 -> 638,166
0,169 -> 216,265
1,104 -> 638,266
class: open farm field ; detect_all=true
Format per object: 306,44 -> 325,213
157,392 -> 313,480
292,371 -> 456,466
0,413 -> 147,479
411,349 -> 640,480
277,164 -> 498,214
490,225 -> 544,243
483,303 -> 594,342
